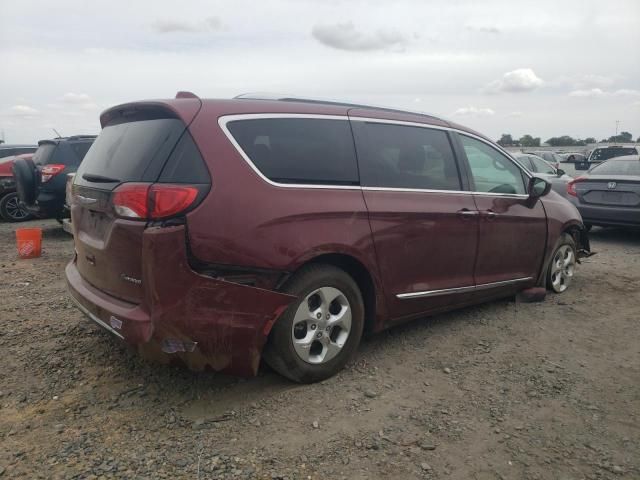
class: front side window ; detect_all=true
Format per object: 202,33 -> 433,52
351,122 -> 461,190
226,118 -> 359,185
461,135 -> 526,195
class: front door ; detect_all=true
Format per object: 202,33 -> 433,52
456,134 -> 547,288
350,118 -> 479,320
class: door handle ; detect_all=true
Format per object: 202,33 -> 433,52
457,208 -> 479,219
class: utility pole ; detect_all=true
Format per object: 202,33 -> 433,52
615,120 -> 620,140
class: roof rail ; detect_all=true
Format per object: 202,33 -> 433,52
67,135 -> 98,141
233,93 -> 445,122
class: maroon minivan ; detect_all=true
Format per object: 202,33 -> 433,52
66,93 -> 590,383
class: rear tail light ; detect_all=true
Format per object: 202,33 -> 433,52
41,164 -> 65,183
567,176 -> 586,197
111,183 -> 199,220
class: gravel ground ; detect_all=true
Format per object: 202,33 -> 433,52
1,219 -> 639,479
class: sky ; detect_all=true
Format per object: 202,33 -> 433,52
1,0 -> 639,144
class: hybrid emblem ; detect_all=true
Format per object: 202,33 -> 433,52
607,182 -> 617,189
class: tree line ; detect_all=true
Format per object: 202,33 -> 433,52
497,132 -> 637,147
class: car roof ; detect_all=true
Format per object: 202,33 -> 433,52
101,93 -> 494,144
37,135 -> 97,146
0,144 -> 37,148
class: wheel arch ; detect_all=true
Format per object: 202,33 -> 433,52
289,252 -> 380,335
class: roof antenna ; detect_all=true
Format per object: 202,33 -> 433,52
52,128 -> 63,138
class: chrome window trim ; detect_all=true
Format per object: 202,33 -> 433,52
397,276 -> 533,299
218,113 -> 531,196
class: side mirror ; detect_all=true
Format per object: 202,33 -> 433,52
528,176 -> 551,199
575,161 -> 590,171
556,168 -> 566,176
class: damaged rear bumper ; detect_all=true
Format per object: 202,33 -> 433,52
66,225 -> 296,377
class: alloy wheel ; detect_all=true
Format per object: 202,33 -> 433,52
550,245 -> 575,293
5,195 -> 30,221
291,286 -> 352,364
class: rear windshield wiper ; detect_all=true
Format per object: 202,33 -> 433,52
82,173 -> 121,183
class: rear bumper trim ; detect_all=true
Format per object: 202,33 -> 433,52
67,287 -> 124,339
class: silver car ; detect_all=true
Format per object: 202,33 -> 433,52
513,153 -> 573,197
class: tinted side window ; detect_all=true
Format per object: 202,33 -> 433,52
461,135 -> 526,195
226,118 -> 358,185
70,142 -> 93,161
352,122 -> 461,190
530,156 -> 555,174
159,130 -> 211,183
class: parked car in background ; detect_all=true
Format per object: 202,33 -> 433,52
13,135 -> 95,220
587,145 -> 638,164
512,153 -> 573,197
0,153 -> 34,221
560,152 -> 587,163
525,151 -> 564,170
0,144 -> 37,160
65,93 -> 590,383
568,155 -> 640,229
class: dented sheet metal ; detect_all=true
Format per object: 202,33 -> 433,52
67,225 -> 296,377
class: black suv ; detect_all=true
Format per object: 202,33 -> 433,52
13,136 -> 95,220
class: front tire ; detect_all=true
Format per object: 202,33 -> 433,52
0,192 -> 33,222
546,234 -> 577,293
264,264 -> 364,383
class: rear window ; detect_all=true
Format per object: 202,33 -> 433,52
226,118 -> 359,185
75,119 -> 185,186
33,144 -> 57,165
591,147 -> 638,161
590,160 -> 640,176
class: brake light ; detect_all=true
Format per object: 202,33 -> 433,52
567,176 -> 586,197
112,183 -> 150,218
41,164 -> 65,183
111,183 -> 198,220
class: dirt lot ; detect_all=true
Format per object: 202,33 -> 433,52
1,219 -> 638,479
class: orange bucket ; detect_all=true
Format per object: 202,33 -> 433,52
15,228 -> 42,259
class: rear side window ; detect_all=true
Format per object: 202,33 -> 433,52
529,156 -> 555,174
351,121 -> 461,190
226,118 -> 359,185
70,142 -> 93,161
76,118 -> 185,185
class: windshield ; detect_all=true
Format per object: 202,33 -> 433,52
590,147 -> 638,161
590,159 -> 640,176
530,156 -> 556,174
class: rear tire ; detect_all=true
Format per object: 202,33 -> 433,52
546,233 -> 577,293
263,264 -> 364,383
0,192 -> 33,222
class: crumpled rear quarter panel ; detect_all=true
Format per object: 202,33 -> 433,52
140,225 -> 296,376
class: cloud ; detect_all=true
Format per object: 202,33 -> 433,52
569,88 -> 640,98
8,105 -> 40,117
311,22 -> 407,51
465,24 -> 501,34
484,68 -> 544,93
569,88 -> 605,98
453,106 -> 495,117
62,92 -> 92,104
151,16 -> 223,34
